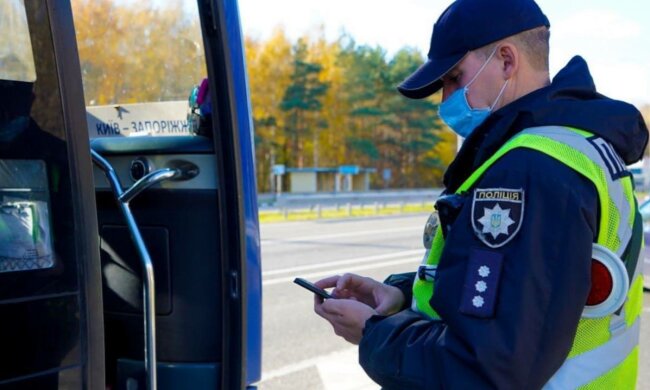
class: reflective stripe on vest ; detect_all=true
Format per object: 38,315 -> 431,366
411,126 -> 643,387
543,318 -> 640,390
519,127 -> 633,256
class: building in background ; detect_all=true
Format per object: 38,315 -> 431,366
271,165 -> 376,193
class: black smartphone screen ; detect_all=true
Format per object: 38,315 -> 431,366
293,277 -> 333,299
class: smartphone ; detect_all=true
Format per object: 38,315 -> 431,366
293,277 -> 333,299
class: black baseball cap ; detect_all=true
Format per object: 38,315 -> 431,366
398,0 -> 550,99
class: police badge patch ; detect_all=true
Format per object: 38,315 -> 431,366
471,188 -> 524,248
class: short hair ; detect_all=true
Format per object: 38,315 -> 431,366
477,26 -> 550,72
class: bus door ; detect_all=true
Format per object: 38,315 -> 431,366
0,0 -> 104,388
75,0 -> 262,389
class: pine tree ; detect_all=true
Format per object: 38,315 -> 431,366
280,39 -> 329,168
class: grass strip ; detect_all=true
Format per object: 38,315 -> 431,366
259,203 -> 435,223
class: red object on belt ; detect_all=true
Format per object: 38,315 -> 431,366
586,259 -> 613,306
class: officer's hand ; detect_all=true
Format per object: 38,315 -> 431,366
323,273 -> 404,316
315,273 -> 376,305
314,298 -> 377,345
315,274 -> 404,315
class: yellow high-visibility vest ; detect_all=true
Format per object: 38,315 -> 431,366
412,126 -> 643,389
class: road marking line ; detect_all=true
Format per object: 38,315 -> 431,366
263,249 -> 423,276
263,256 -> 419,286
261,226 -> 420,246
317,348 -> 379,390
260,347 -> 359,383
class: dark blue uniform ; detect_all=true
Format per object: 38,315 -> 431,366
359,57 -> 649,389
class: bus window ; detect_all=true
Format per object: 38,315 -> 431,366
72,1 -> 208,138
0,10 -> 53,272
0,0 -> 36,83
0,0 -> 102,387
0,2 -> 76,299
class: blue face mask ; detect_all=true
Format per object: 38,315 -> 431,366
439,48 -> 509,138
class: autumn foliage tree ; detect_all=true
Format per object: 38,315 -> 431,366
72,0 -> 205,105
247,35 -> 456,190
280,38 -> 329,168
70,0 -> 457,191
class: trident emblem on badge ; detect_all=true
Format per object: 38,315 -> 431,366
491,214 -> 501,228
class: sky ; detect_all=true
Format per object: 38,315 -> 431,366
238,0 -> 650,108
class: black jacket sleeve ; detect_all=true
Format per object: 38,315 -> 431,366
359,149 -> 599,389
383,272 -> 416,311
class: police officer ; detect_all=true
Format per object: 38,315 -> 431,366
313,0 -> 648,388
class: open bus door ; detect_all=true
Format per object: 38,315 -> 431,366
0,0 -> 104,388
0,0 -> 262,389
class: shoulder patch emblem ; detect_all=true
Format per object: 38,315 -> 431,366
471,188 -> 524,248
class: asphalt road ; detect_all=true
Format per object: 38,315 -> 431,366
258,213 -> 650,390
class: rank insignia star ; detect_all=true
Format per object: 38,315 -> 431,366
472,188 -> 524,248
478,266 -> 490,278
460,249 -> 504,318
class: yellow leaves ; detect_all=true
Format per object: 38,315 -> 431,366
430,92 -> 457,168
71,1 -> 456,191
71,0 -> 205,106
246,30 -> 456,190
246,27 -> 293,124
302,34 -> 347,166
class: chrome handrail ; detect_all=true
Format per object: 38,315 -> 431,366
91,150 -> 182,390
120,168 -> 178,204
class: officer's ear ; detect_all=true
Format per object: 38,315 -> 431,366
497,43 -> 518,80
